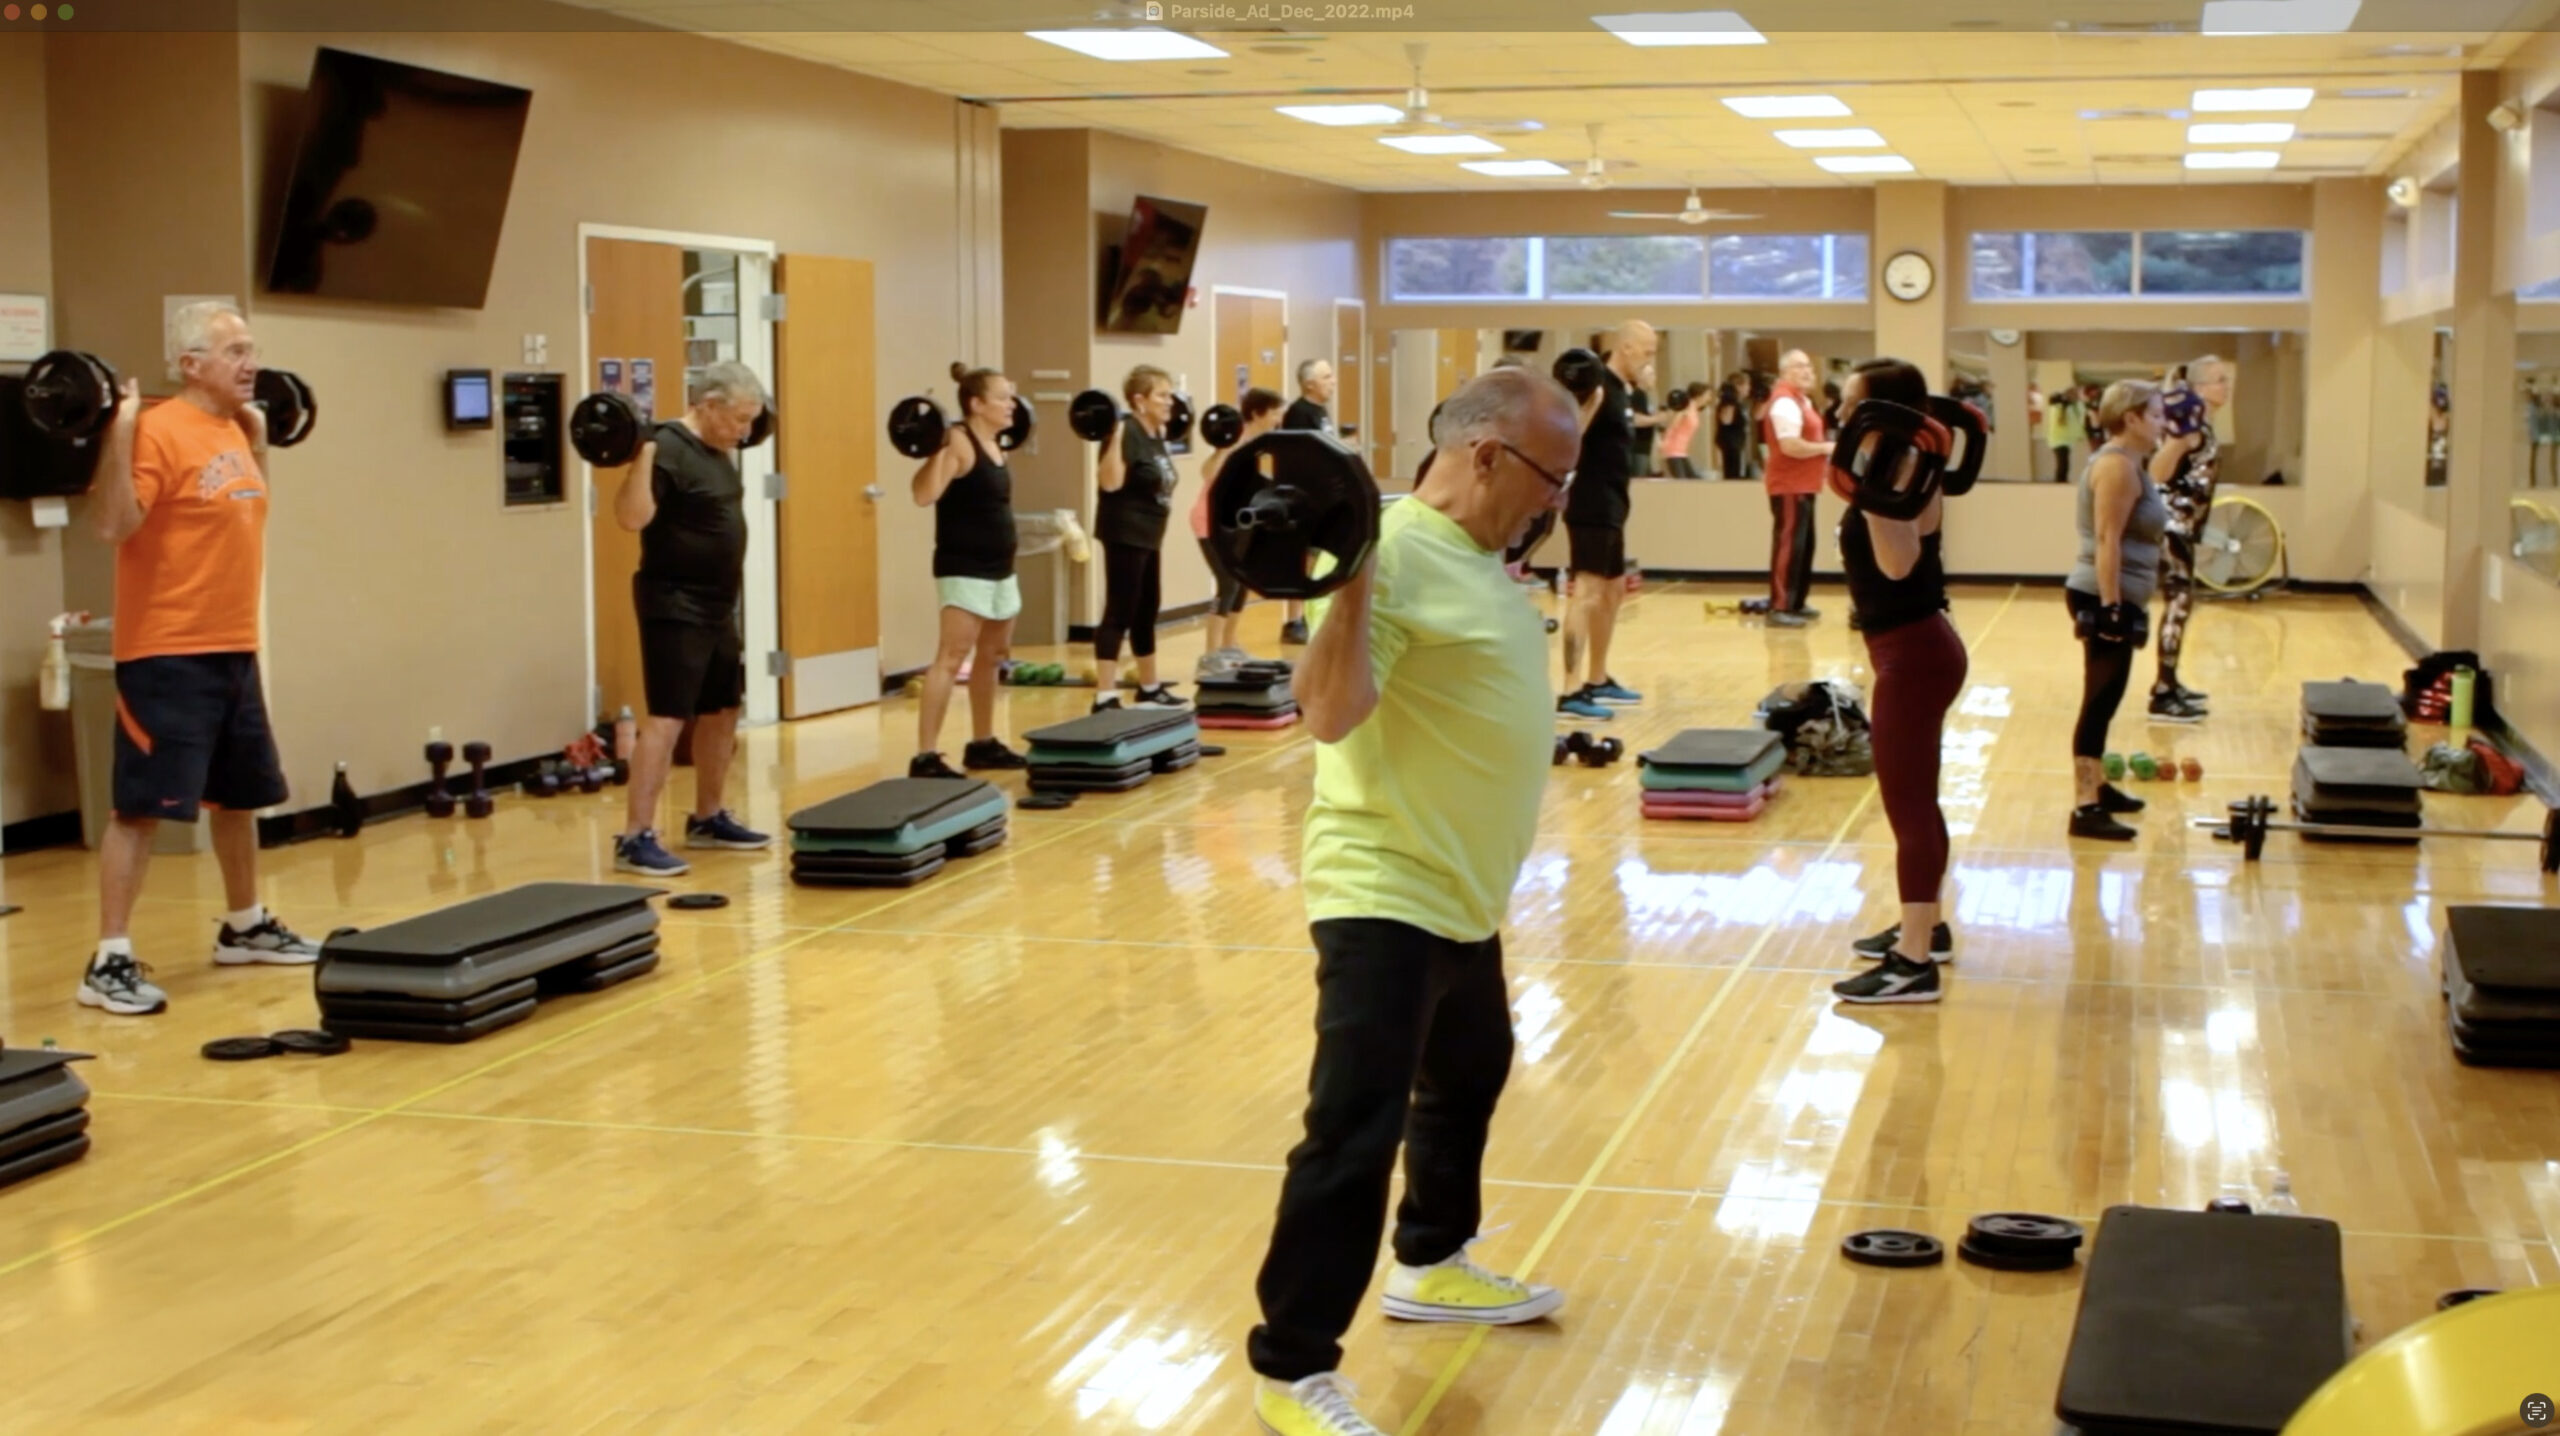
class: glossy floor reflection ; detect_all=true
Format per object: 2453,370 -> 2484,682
0,583 -> 2554,1433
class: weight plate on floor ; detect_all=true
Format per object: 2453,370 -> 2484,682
2437,1288 -> 2502,1311
1197,744 -> 1227,758
270,1028 -> 351,1057
1964,1212 -> 2084,1259
1842,1229 -> 1944,1268
669,893 -> 729,910
2205,1197 -> 2254,1214
202,1036 -> 281,1062
1956,1236 -> 2078,1272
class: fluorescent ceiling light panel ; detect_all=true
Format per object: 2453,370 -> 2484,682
1462,159 -> 1573,176
2188,122 -> 2296,143
1723,94 -> 1853,119
1594,10 -> 1767,46
1380,134 -> 1504,154
1816,154 -> 1916,173
2184,150 -> 2283,169
2200,0 -> 2362,34
2191,87 -> 2315,111
1774,127 -> 1887,149
1026,28 -> 1229,61
1276,104 -> 1406,126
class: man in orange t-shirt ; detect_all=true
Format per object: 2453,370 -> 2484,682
79,301 -> 320,1017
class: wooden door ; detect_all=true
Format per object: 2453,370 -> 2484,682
1249,295 -> 1286,395
1215,292 -> 1257,404
1434,327 -> 1479,402
774,253 -> 879,718
1372,335 -> 1394,476
586,237 -> 688,723
1332,299 -> 1364,462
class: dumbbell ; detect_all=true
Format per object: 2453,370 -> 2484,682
886,392 -> 1035,460
462,741 -> 494,819
22,349 -> 320,447
571,390 -> 775,468
1552,731 -> 1625,768
1067,388 -> 1195,446
424,742 -> 458,818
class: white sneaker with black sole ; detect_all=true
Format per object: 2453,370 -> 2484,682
79,952 -> 169,1015
214,914 -> 322,966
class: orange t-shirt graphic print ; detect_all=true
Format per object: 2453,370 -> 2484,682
114,400 -> 267,662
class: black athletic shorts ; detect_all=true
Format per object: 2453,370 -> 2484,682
640,618 -> 746,720
113,652 -> 289,822
1566,522 -> 1628,580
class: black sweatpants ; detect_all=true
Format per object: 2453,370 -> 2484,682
1768,492 -> 1817,613
2065,588 -> 2138,759
1248,918 -> 1515,1382
1093,540 -> 1163,662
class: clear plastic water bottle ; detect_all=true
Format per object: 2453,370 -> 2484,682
2262,1172 -> 2301,1215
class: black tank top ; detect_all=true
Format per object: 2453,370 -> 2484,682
1838,506 -> 1948,635
933,428 -> 1016,580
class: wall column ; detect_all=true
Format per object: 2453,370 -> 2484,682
1871,180 -> 1947,384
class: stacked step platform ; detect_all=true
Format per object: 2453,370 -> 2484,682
1196,661 -> 1298,730
789,778 -> 1009,888
0,1046 -> 94,1190
2291,745 -> 2423,843
2299,678 -> 2407,749
1025,708 -> 1203,794
315,883 -> 663,1043
1637,730 -> 1786,822
2439,904 -> 2560,1069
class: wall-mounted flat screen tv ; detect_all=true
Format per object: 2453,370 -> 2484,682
1100,195 -> 1208,335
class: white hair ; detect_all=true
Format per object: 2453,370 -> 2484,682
167,301 -> 246,383
690,361 -> 767,410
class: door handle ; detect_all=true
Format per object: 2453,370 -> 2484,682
863,485 -> 884,501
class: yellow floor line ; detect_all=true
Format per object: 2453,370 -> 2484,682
1396,583 -> 2021,1434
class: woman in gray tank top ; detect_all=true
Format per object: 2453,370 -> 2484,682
2062,380 -> 2170,841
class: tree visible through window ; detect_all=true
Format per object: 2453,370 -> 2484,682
2139,231 -> 2306,295
1974,229 -> 2305,298
1387,237 -> 1533,300
1545,235 -> 1707,298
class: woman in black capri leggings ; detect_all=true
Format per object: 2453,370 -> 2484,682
2063,380 -> 2169,842
1094,364 -> 1184,711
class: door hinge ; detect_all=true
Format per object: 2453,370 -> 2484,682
761,293 -> 788,323
591,683 -> 604,719
583,283 -> 594,315
767,651 -> 793,678
765,471 -> 788,502
586,480 -> 597,517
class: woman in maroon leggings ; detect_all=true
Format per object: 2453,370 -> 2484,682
1830,358 -> 1967,1006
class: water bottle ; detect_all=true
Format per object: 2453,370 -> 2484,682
2449,667 -> 2477,732
330,762 -> 363,838
2262,1172 -> 2301,1216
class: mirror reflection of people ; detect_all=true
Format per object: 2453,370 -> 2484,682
1760,349 -> 1829,627
2146,356 -> 2229,723
1660,382 -> 1709,478
1556,320 -> 1656,719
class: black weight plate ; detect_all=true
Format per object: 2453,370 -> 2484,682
1956,1236 -> 2077,1272
1506,507 -> 1559,567
1829,400 -> 1943,522
1206,430 -> 1382,600
1197,744 -> 1227,758
22,350 -> 118,440
669,893 -> 729,910
2205,1197 -> 2254,1214
742,399 -> 775,449
270,1028 -> 352,1057
1068,389 -> 1121,443
887,396 -> 948,459
1965,1213 -> 2084,1258
253,368 -> 318,447
202,1036 -> 281,1062
1923,395 -> 1987,496
2436,1288 -> 2501,1311
1551,347 -> 1605,400
1199,403 -> 1244,451
1166,392 -> 1194,445
1842,1229 -> 1944,1268
571,390 -> 648,468
1000,399 -> 1035,452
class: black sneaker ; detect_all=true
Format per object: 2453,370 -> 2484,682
2096,782 -> 2146,815
2069,804 -> 2138,841
962,738 -> 1027,771
2170,681 -> 2209,704
1280,619 -> 1311,645
1133,683 -> 1186,708
909,751 -> 965,780
1851,921 -> 1953,963
1091,694 -> 1124,714
684,809 -> 771,850
2146,694 -> 2208,724
1833,954 -> 1942,1005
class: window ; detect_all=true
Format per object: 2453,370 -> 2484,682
1544,235 -> 1708,298
1708,233 -> 1870,298
2522,275 -> 2560,300
1387,237 -> 1534,300
1970,231 -> 2135,298
2138,230 -> 2305,295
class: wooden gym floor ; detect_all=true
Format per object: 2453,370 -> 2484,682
0,581 -> 2554,1434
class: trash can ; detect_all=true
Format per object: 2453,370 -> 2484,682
67,619 -> 205,855
1013,509 -> 1088,649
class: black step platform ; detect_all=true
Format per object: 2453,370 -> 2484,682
538,950 -> 661,995
0,1048 -> 93,1139
791,845 -> 950,877
1028,766 -> 1154,794
2293,746 -> 2422,803
323,882 -> 660,966
1639,728 -> 1785,771
2056,1206 -> 2348,1435
0,1133 -> 92,1191
1193,679 -> 1295,711
0,1108 -> 89,1167
320,996 -> 539,1045
790,855 -> 949,888
2438,905 -> 2560,1067
312,884 -> 664,1041
788,777 -> 1002,839
317,976 -> 542,1026
1023,706 -> 1197,751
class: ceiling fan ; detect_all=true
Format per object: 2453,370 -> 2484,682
1608,188 -> 1761,226
1381,42 -> 1544,137
1577,122 -> 1645,189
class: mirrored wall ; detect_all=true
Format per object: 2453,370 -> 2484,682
1949,330 -> 2306,486
2516,331 -> 2560,581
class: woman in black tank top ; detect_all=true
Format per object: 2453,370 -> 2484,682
1093,364 -> 1184,711
906,363 -> 1029,779
1832,359 -> 1969,1008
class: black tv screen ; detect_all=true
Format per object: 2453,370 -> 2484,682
265,48 -> 532,309
1100,195 -> 1208,335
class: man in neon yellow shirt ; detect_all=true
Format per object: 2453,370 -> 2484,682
1250,368 -> 1580,1436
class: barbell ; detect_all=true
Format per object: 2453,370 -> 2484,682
571,390 -> 776,468
2195,793 -> 2559,872
1068,388 -> 1194,447
886,393 -> 1034,461
22,349 -> 319,449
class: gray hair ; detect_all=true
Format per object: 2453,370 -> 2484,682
167,300 -> 246,383
1430,366 -> 1576,449
1296,357 -> 1329,387
690,361 -> 767,410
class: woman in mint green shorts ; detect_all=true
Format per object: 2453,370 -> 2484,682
908,362 -> 1030,779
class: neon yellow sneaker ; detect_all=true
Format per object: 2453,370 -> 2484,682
1380,1248 -> 1565,1325
1255,1374 -> 1387,1436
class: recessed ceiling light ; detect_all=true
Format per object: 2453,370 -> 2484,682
1774,128 -> 1887,149
2191,86 -> 2315,111
2189,121 -> 2296,143
1816,154 -> 1916,173
1724,94 -> 1853,119
2185,150 -> 2283,169
2200,0 -> 2362,35
1277,103 -> 1406,126
1027,28 -> 1229,61
1462,159 -> 1573,176
2336,87 -> 2415,100
1381,134 -> 1504,155
1593,10 -> 1766,46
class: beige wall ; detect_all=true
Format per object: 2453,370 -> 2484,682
0,32 -> 72,827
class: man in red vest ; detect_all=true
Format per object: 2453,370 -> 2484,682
1761,349 -> 1829,626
